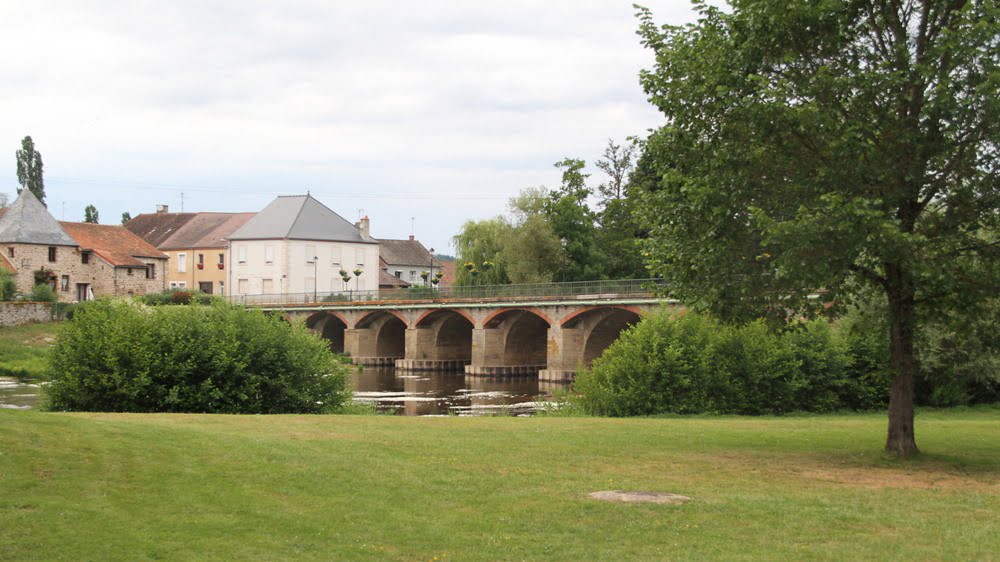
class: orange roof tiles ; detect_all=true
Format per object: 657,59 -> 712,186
59,222 -> 167,267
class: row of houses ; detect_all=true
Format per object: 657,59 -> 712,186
0,190 -> 447,302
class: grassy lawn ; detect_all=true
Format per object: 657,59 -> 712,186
1,409 -> 998,560
0,322 -> 60,379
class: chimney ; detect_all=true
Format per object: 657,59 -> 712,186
156,204 -> 169,214
356,216 -> 370,239
409,234 -> 415,241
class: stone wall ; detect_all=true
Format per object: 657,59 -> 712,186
1,242 -> 167,302
0,302 -> 56,327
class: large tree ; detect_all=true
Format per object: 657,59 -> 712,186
16,136 -> 45,206
635,1 -> 999,455
84,205 -> 99,224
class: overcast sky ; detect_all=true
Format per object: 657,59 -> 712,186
0,1 -> 701,253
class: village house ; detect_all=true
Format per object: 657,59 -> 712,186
125,207 -> 254,295
378,236 -> 441,286
0,190 -> 167,301
227,195 -> 379,297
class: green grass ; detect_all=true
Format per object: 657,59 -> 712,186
1,409 -> 998,560
0,322 -> 60,379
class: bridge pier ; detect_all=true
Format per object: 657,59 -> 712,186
539,325 -> 585,382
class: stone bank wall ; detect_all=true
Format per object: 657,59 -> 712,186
0,302 -> 55,327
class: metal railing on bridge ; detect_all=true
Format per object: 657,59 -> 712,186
227,278 -> 666,307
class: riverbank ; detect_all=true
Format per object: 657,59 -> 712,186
0,322 -> 58,379
2,409 -> 998,560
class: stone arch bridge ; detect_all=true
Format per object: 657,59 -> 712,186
276,298 -> 666,382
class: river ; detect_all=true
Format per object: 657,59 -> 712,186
0,370 -> 567,415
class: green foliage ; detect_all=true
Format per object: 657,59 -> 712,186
32,268 -> 52,286
83,204 -> 99,224
452,218 -> 511,286
573,309 -> 889,417
545,158 -> 605,282
121,211 -> 132,224
30,284 -> 57,303
137,290 -> 221,307
45,300 -> 350,413
321,293 -> 350,302
15,135 -> 45,206
0,269 -> 16,301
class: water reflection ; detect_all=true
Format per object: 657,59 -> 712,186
0,377 -> 41,410
0,370 -> 570,416
352,367 -> 564,416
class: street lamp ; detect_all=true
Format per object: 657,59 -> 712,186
428,247 -> 435,287
313,255 -> 318,302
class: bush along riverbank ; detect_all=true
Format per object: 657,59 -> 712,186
45,299 -> 352,414
573,306 -> 1000,417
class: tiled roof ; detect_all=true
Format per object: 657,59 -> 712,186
378,238 -> 439,267
229,195 -> 373,243
124,213 -> 198,247
379,269 -> 410,288
0,190 -> 77,246
60,222 -> 168,267
158,212 -> 255,249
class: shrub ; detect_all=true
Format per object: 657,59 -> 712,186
45,300 -> 351,414
170,290 -> 192,304
31,283 -> 57,303
0,269 -> 16,301
137,290 -> 221,306
574,309 -> 888,416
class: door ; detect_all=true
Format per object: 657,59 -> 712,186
76,284 -> 90,302
198,282 -> 213,294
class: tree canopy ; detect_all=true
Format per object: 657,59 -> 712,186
634,0 -> 1000,455
84,205 -> 99,224
15,136 -> 45,206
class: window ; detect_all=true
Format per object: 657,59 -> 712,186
355,248 -> 365,268
262,279 -> 273,293
263,245 -> 272,264
218,253 -> 224,265
177,253 -> 187,273
146,264 -> 155,279
127,268 -> 133,276
197,253 -> 204,266
7,247 -> 13,258
306,244 -> 316,263
331,246 -> 341,267
81,251 -> 90,264
169,281 -> 187,289
394,271 -> 402,278
60,275 -> 70,292
239,245 -> 248,264
48,247 -> 57,262
218,281 -> 225,295
409,270 -> 417,282
238,278 -> 249,294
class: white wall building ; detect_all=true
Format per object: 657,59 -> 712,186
227,195 -> 379,297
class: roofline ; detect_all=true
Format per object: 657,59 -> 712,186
0,241 -> 78,248
227,237 -> 379,245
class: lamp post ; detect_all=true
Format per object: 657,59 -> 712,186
313,255 -> 318,302
428,247 -> 435,287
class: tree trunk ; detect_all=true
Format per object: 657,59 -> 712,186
885,264 -> 919,457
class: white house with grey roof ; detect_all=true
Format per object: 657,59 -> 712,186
226,194 -> 379,298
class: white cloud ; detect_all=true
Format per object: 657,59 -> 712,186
0,0 -> 700,249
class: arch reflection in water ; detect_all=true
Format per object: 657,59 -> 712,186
350,367 -> 566,416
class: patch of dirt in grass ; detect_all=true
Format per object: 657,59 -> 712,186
799,467 -> 1000,491
589,490 -> 691,504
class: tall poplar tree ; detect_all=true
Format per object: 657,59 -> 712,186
635,1 -> 999,456
16,136 -> 45,207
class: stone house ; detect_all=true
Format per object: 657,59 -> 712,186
125,209 -> 254,295
227,195 -> 379,297
0,190 -> 167,301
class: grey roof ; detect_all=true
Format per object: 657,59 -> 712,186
0,190 -> 76,246
228,195 -> 374,244
378,238 -> 438,267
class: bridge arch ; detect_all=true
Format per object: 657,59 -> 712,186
565,307 -> 643,368
355,310 -> 408,359
415,309 -> 474,361
305,311 -> 348,354
484,308 -> 551,368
